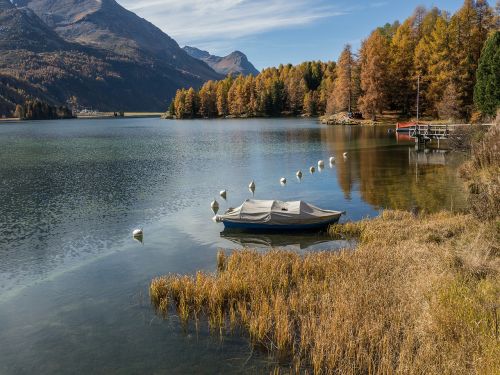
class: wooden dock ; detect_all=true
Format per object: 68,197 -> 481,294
407,124 -> 464,148
409,124 -> 460,141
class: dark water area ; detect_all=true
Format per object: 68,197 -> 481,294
0,118 -> 466,374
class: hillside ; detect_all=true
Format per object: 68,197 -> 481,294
0,0 -> 222,114
183,46 -> 259,76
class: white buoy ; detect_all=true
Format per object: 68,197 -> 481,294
132,228 -> 143,237
318,160 -> 324,167
329,156 -> 335,164
296,170 -> 303,179
343,152 -> 348,158
220,190 -> 227,199
280,177 -> 287,185
248,180 -> 255,195
211,199 -> 219,214
309,166 -> 315,173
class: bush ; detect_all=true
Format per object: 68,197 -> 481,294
448,124 -> 488,151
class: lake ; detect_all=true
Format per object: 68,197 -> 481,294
0,118 -> 466,374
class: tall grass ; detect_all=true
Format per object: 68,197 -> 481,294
151,211 -> 499,374
460,123 -> 500,220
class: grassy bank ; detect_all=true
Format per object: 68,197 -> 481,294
151,211 -> 499,373
150,124 -> 499,374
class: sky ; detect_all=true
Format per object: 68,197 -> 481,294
117,0 -> 465,70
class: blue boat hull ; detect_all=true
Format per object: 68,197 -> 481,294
222,216 -> 341,232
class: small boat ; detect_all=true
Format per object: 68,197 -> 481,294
396,122 -> 417,133
214,199 -> 343,231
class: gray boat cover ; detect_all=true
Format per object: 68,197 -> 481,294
216,199 -> 342,225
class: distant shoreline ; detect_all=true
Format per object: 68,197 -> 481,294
0,113 -> 163,122
76,112 -> 163,119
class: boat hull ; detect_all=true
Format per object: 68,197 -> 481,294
221,216 -> 341,232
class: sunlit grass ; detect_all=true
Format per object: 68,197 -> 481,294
151,211 -> 499,373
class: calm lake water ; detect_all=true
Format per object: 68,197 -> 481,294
0,118 -> 466,374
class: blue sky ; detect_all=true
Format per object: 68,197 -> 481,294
117,0 -> 465,70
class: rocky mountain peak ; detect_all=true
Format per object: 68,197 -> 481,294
183,46 -> 259,76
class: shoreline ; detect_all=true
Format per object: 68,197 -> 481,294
76,112 -> 163,119
0,113 -> 163,122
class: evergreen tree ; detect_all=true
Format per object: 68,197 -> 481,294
271,80 -> 286,115
474,31 -> 500,116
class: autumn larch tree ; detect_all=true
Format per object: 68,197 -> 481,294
358,30 -> 390,120
327,44 -> 355,114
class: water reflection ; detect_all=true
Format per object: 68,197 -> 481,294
409,149 -> 449,166
220,229 -> 348,252
320,126 -> 466,212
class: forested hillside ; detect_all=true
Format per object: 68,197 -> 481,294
170,0 -> 499,121
0,0 -> 222,115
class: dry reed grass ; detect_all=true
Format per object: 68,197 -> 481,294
151,211 -> 499,374
460,123 -> 500,220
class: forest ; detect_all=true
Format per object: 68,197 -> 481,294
169,0 -> 499,122
14,100 -> 73,120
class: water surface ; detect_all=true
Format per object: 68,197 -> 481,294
0,118 -> 466,374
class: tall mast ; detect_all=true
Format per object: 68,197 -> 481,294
416,75 -> 420,124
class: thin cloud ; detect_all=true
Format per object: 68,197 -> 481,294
118,0 -> 343,51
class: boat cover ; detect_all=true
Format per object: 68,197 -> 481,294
217,199 -> 342,225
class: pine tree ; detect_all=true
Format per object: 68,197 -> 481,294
474,31 -> 500,116
271,80 -> 286,115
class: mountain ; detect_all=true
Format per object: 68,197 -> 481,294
16,0 -> 220,78
183,46 -> 259,76
0,0 -> 222,113
0,0 -> 67,51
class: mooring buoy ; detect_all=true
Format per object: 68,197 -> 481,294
211,199 -> 219,214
